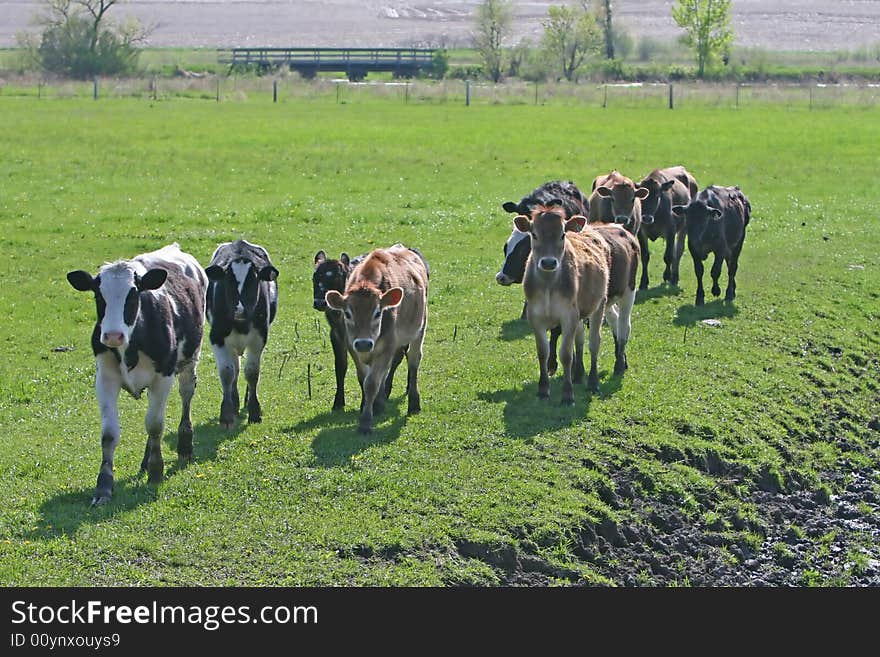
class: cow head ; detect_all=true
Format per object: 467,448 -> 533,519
596,181 -> 650,225
67,263 -> 167,349
325,285 -> 403,354
673,200 -> 723,242
206,258 -> 278,322
637,178 -> 675,225
514,205 -> 582,274
312,250 -> 352,311
497,198 -> 570,285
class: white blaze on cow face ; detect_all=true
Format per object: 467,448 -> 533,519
97,265 -> 139,348
496,227 -> 529,285
230,260 -> 252,320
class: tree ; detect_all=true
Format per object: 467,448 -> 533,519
587,0 -> 615,60
541,4 -> 603,82
672,0 -> 733,78
19,0 -> 149,78
473,0 -> 513,83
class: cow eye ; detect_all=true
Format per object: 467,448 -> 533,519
344,309 -> 352,320
373,308 -> 382,320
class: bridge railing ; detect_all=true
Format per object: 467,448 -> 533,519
218,47 -> 436,68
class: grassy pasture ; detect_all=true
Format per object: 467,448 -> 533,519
0,97 -> 877,586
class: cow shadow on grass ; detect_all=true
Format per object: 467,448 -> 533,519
27,420 -> 245,541
673,299 -> 739,327
476,373 -> 623,441
283,398 -> 406,468
499,317 -> 531,342
635,283 -> 682,304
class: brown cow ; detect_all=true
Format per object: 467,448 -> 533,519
636,165 -> 699,289
325,244 -> 429,434
588,170 -> 650,236
515,206 -> 638,403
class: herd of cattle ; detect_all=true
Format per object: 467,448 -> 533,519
65,165 -> 750,505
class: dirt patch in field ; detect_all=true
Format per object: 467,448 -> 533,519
2,1 -> 879,50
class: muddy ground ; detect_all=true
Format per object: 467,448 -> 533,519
2,1 -> 880,51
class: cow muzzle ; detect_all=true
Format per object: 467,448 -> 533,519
538,257 -> 559,272
495,271 -> 513,286
615,215 -> 632,225
353,338 -> 375,353
101,331 -> 126,348
642,215 -> 655,225
313,298 -> 328,311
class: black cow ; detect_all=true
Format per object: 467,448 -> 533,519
496,181 -> 589,376
66,243 -> 207,505
673,186 -> 751,306
313,249 -> 410,411
206,239 -> 278,428
636,165 -> 699,289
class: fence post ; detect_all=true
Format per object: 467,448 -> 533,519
405,81 -> 409,104
38,80 -> 42,99
273,79 -> 277,103
216,76 -> 220,102
668,83 -> 674,110
93,76 -> 98,100
535,81 -> 538,105
603,84 -> 607,108
465,79 -> 470,106
735,83 -> 739,108
809,85 -> 813,110
336,82 -> 340,104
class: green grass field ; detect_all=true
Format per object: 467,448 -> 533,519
0,96 -> 877,585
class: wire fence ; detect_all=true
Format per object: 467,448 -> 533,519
2,74 -> 880,109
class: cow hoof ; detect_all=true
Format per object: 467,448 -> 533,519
178,451 -> 193,465
407,402 -> 421,416
725,291 -> 736,302
332,403 -> 345,411
640,281 -> 649,290
561,397 -> 575,407
91,490 -> 112,507
220,419 -> 235,431
248,412 -> 262,424
358,424 -> 372,435
695,297 -> 705,307
711,285 -> 721,296
547,364 -> 558,377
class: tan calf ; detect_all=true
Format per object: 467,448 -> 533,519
515,207 -> 610,404
588,170 -> 650,235
325,244 -> 429,433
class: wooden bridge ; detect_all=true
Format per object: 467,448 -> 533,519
218,47 -> 437,81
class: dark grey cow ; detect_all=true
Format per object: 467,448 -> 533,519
206,239 -> 278,428
67,243 -> 207,505
636,165 -> 699,289
673,186 -> 752,306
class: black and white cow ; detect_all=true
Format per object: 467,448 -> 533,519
205,239 -> 279,428
67,243 -> 207,506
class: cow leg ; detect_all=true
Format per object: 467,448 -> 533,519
587,301 -> 606,393
212,343 -> 240,429
558,316 -> 578,406
670,226 -> 686,286
533,325 -> 551,400
94,358 -> 121,506
547,325 -> 560,377
572,321 -> 585,384
725,241 -> 744,302
520,301 -> 528,321
385,346 -> 408,400
177,357 -> 198,463
612,288 -> 636,375
330,326 -> 348,410
710,252 -> 723,297
359,354 -> 393,434
144,375 -> 173,484
406,327 -> 426,416
691,248 -> 706,306
639,231 -> 651,289
244,337 -> 266,424
662,229 -> 676,284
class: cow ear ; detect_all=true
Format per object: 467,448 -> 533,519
314,250 -> 327,267
709,208 -> 723,221
325,290 -> 345,310
595,186 -> 612,198
67,270 -> 95,292
205,265 -> 225,281
672,205 -> 688,217
513,215 -> 531,233
661,179 -> 676,192
635,186 -> 650,199
565,215 -> 587,232
502,201 -> 519,213
340,252 -> 350,266
139,268 -> 168,291
380,287 -> 404,309
258,265 -> 279,282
